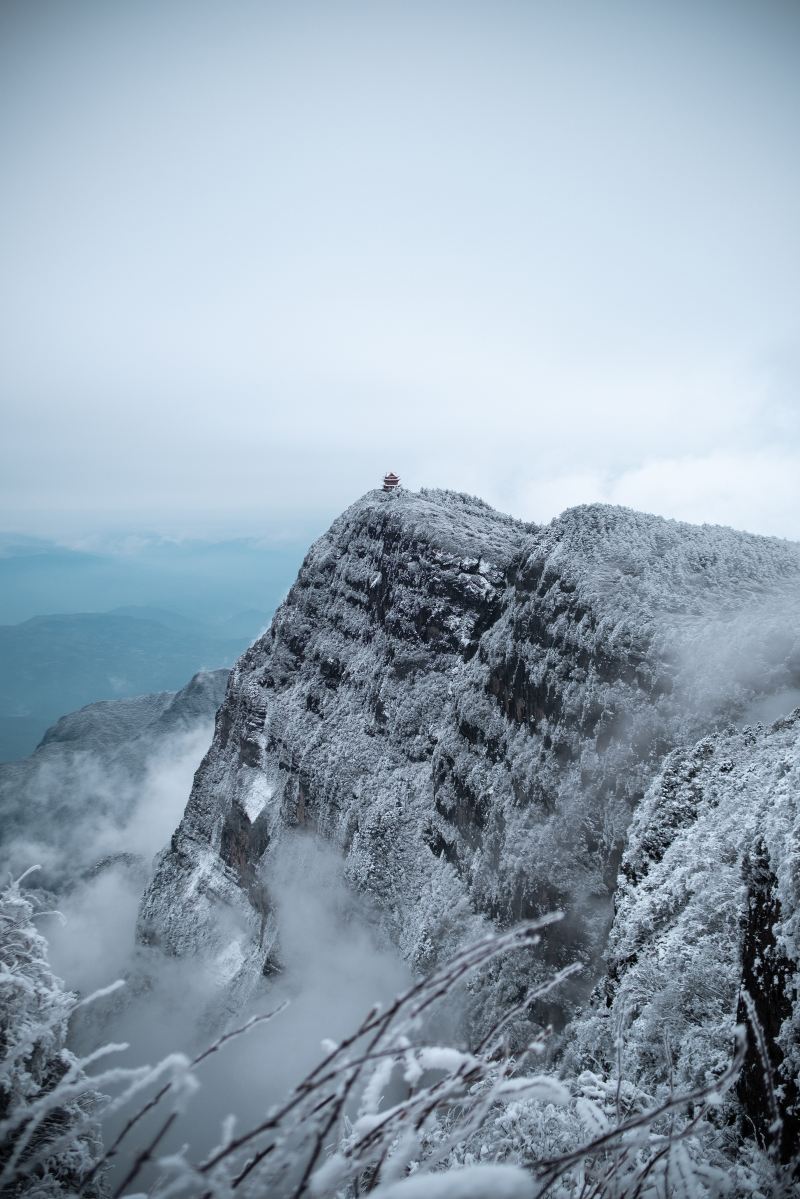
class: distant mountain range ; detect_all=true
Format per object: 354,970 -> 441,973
0,532 -> 307,761
0,532 -> 307,625
0,607 -> 255,761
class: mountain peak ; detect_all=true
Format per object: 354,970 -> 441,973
139,489 -> 800,1003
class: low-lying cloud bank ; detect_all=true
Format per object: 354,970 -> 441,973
61,830 -> 411,1188
4,714 -> 411,1185
4,721 -> 211,894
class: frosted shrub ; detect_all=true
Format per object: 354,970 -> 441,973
2,884 -> 780,1199
0,870 -> 104,1197
82,915 -> 574,1198
0,872 -> 197,1199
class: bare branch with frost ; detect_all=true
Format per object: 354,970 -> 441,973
2,879 -> 763,1199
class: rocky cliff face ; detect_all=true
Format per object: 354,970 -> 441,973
570,710 -> 800,1161
138,489 -> 800,1040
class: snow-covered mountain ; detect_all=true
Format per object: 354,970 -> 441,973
3,487 -> 798,1187
137,489 -> 800,1060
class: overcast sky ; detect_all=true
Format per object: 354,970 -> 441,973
2,0 -> 799,541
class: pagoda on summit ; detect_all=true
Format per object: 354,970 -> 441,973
382,470 -> 400,492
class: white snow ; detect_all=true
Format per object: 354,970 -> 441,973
241,775 -> 275,823
372,1164 -> 536,1198
137,488 -> 800,1179
212,937 -> 246,985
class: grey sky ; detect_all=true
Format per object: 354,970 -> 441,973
2,0 -> 799,540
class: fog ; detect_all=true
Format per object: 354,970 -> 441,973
56,834 -> 411,1187
668,581 -> 800,734
740,687 -> 800,729
3,722 -> 214,894
28,722 -> 412,1185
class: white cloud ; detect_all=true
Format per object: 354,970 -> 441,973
515,449 -> 800,540
1,2 -> 798,539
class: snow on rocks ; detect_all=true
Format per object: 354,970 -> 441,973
568,708 -> 800,1159
137,489 -> 800,1037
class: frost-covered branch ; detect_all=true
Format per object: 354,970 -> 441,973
3,876 -> 777,1199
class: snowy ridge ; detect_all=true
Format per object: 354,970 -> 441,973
137,489 -> 800,1037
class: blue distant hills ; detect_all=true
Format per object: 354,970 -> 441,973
0,534 -> 309,761
0,532 -> 308,625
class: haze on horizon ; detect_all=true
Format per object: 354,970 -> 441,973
2,0 -> 799,543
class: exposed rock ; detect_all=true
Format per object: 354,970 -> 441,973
138,489 -> 800,1036
570,710 -> 800,1161
737,836 -> 799,1163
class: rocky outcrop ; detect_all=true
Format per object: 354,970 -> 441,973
570,711 -> 800,1162
137,491 -> 526,993
0,670 -> 229,890
137,489 -> 800,1035
736,836 -> 799,1163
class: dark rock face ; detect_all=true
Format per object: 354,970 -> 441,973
138,491 -> 527,981
138,490 -> 800,1035
737,839 -> 799,1163
569,711 -> 800,1164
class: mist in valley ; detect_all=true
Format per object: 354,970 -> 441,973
19,727 -> 413,1186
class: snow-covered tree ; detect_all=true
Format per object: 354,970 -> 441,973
1,871 -> 786,1198
0,870 -> 105,1197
